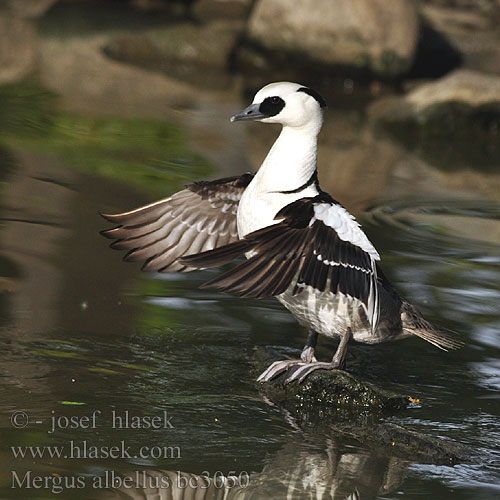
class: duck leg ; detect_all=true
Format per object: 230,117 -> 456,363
257,329 -> 318,382
300,329 -> 318,362
284,329 -> 352,384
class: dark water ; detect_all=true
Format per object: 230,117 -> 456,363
0,82 -> 499,500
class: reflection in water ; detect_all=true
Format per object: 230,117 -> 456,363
0,150 -> 76,337
106,435 -> 407,500
0,150 -> 76,400
108,469 -> 247,499
238,435 -> 406,500
368,200 -> 500,247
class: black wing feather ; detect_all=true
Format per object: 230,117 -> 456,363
181,197 -> 379,320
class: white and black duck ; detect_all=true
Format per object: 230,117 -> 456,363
101,82 -> 462,383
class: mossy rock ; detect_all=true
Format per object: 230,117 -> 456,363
253,347 -> 410,422
253,348 -> 466,464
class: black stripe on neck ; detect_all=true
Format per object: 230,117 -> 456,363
276,170 -> 319,194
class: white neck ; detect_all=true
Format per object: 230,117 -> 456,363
253,123 -> 320,193
237,120 -> 322,237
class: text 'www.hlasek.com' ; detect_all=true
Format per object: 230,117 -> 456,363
10,409 -> 250,495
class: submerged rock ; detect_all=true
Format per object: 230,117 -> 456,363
37,35 -> 196,118
245,0 -> 420,78
369,69 -> 500,170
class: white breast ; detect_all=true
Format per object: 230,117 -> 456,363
237,181 -> 318,238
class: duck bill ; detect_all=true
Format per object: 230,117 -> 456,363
230,103 -> 266,122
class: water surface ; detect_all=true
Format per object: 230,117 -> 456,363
0,81 -> 499,500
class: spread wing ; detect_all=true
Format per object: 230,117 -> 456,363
181,196 -> 381,331
100,173 -> 253,272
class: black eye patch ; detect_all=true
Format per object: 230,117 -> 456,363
259,96 -> 286,117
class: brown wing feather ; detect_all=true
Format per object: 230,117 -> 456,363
100,174 -> 253,272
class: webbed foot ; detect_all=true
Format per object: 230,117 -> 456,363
284,360 -> 343,384
258,329 -> 352,384
257,359 -> 308,383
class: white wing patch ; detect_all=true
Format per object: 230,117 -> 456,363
313,202 -> 380,332
312,203 -> 380,261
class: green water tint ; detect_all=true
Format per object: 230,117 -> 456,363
0,83 -> 213,196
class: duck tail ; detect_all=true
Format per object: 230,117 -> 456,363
401,301 -> 464,351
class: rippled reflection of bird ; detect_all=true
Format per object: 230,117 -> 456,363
101,81 -> 463,383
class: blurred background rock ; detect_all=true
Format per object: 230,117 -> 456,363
0,0 -> 498,210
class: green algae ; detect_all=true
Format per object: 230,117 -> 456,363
0,83 -> 213,196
